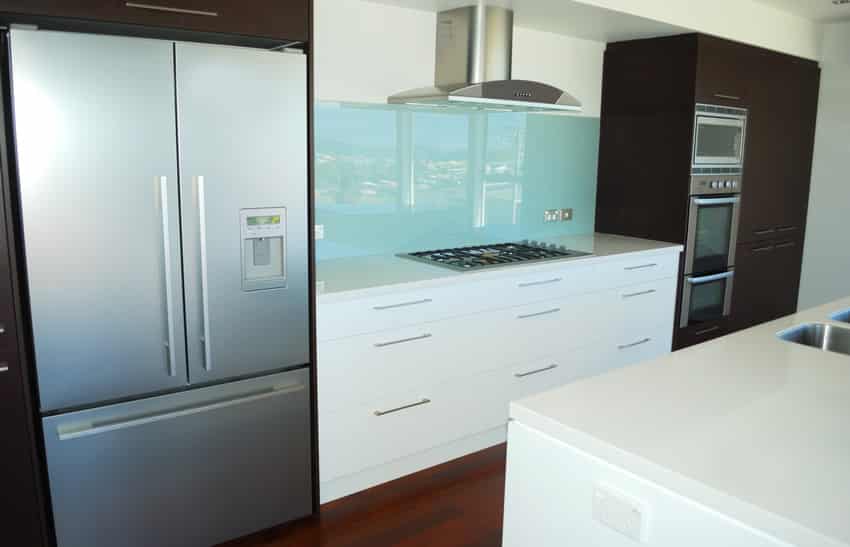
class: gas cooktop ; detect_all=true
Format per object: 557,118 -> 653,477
398,241 -> 591,272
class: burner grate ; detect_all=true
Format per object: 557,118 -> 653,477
399,241 -> 591,272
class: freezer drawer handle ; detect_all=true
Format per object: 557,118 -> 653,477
374,398 -> 431,416
776,241 -> 796,249
56,382 -> 305,441
197,176 -> 212,371
124,2 -> 219,17
373,333 -> 433,348
622,289 -> 657,299
714,93 -> 742,101
372,298 -> 433,311
517,308 -> 560,320
618,338 -> 651,350
518,277 -> 562,288
159,176 -> 177,377
514,364 -> 558,378
624,263 -> 657,271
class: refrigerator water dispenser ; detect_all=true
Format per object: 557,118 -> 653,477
240,208 -> 287,291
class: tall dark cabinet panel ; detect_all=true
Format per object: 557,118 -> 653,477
0,87 -> 48,545
596,33 -> 820,349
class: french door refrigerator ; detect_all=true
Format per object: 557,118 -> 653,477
8,28 -> 313,547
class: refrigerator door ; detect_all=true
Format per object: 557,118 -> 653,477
9,29 -> 187,411
176,43 -> 309,383
42,367 -> 313,547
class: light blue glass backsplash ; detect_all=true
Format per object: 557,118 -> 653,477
315,102 -> 600,260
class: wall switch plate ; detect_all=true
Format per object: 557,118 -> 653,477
544,209 -> 562,223
315,224 -> 325,240
593,484 -> 649,542
561,208 -> 574,221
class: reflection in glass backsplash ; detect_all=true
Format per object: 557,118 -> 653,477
315,102 -> 600,261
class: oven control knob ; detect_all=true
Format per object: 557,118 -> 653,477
710,181 -> 719,189
725,180 -> 733,188
732,181 -> 738,188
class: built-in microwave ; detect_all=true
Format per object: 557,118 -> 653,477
692,104 -> 747,168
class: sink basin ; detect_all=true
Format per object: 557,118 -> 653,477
778,323 -> 850,356
831,309 -> 850,323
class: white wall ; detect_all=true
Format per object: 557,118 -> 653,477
571,0 -> 822,60
798,21 -> 850,309
314,0 -> 606,116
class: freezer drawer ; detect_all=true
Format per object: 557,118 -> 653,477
42,367 -> 313,547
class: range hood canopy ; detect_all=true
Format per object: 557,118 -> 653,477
389,5 -> 582,113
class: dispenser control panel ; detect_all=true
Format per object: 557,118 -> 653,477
240,208 -> 287,291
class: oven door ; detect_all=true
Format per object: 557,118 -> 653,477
680,270 -> 735,328
693,115 -> 746,166
685,196 -> 741,275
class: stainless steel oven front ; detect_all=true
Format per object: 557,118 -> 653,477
680,270 -> 735,328
684,190 -> 741,276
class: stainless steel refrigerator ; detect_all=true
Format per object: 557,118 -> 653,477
8,28 -> 313,547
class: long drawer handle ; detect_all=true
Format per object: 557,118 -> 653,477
374,398 -> 431,416
624,263 -> 657,271
0,362 -> 8,373
374,333 -> 433,348
372,298 -> 432,311
623,289 -> 657,299
775,241 -> 796,249
518,277 -> 562,288
517,308 -> 561,320
695,326 -> 721,336
776,226 -> 798,233
125,2 -> 219,16
618,338 -> 651,350
57,383 -> 305,441
752,245 -> 774,253
0,324 -> 5,334
514,364 -> 559,378
754,228 -> 775,236
714,93 -> 741,101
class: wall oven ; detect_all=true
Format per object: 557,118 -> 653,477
684,191 -> 741,275
692,104 -> 747,168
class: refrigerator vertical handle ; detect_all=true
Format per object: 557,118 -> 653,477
197,176 -> 212,371
159,177 -> 177,377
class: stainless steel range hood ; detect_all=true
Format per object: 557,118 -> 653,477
389,5 -> 582,113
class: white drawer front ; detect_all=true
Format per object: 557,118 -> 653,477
320,370 -> 508,481
598,253 -> 680,289
611,277 -> 678,331
507,348 -> 612,406
607,324 -> 674,373
318,312 -> 503,415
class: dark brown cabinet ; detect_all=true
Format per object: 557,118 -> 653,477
732,238 -> 805,330
695,35 -> 753,107
596,33 -> 820,349
1,180 -> 47,546
0,0 -> 309,42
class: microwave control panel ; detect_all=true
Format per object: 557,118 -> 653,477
240,208 -> 287,291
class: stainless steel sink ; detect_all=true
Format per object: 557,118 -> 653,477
831,309 -> 850,323
778,323 -> 850,356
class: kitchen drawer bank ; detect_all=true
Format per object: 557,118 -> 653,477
317,245 -> 681,503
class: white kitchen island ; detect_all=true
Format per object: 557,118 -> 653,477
503,297 -> 850,547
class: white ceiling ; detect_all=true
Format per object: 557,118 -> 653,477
368,0 -> 688,43
754,0 -> 850,22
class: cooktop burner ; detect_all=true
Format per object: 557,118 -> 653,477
398,241 -> 591,272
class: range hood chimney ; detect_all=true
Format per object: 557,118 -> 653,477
389,5 -> 582,113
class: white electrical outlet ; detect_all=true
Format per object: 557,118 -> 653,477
544,209 -> 562,223
315,224 -> 325,240
593,485 -> 649,542
561,208 -> 574,221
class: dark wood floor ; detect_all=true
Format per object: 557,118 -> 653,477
221,444 -> 507,547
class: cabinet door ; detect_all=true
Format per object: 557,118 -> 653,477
695,36 -> 754,107
0,0 -> 309,42
731,238 -> 804,330
0,348 -> 46,547
738,52 -> 820,243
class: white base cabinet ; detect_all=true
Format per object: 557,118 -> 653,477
317,249 -> 680,502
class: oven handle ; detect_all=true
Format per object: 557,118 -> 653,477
693,197 -> 740,206
686,271 -> 735,285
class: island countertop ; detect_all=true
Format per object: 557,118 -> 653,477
510,297 -> 850,547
